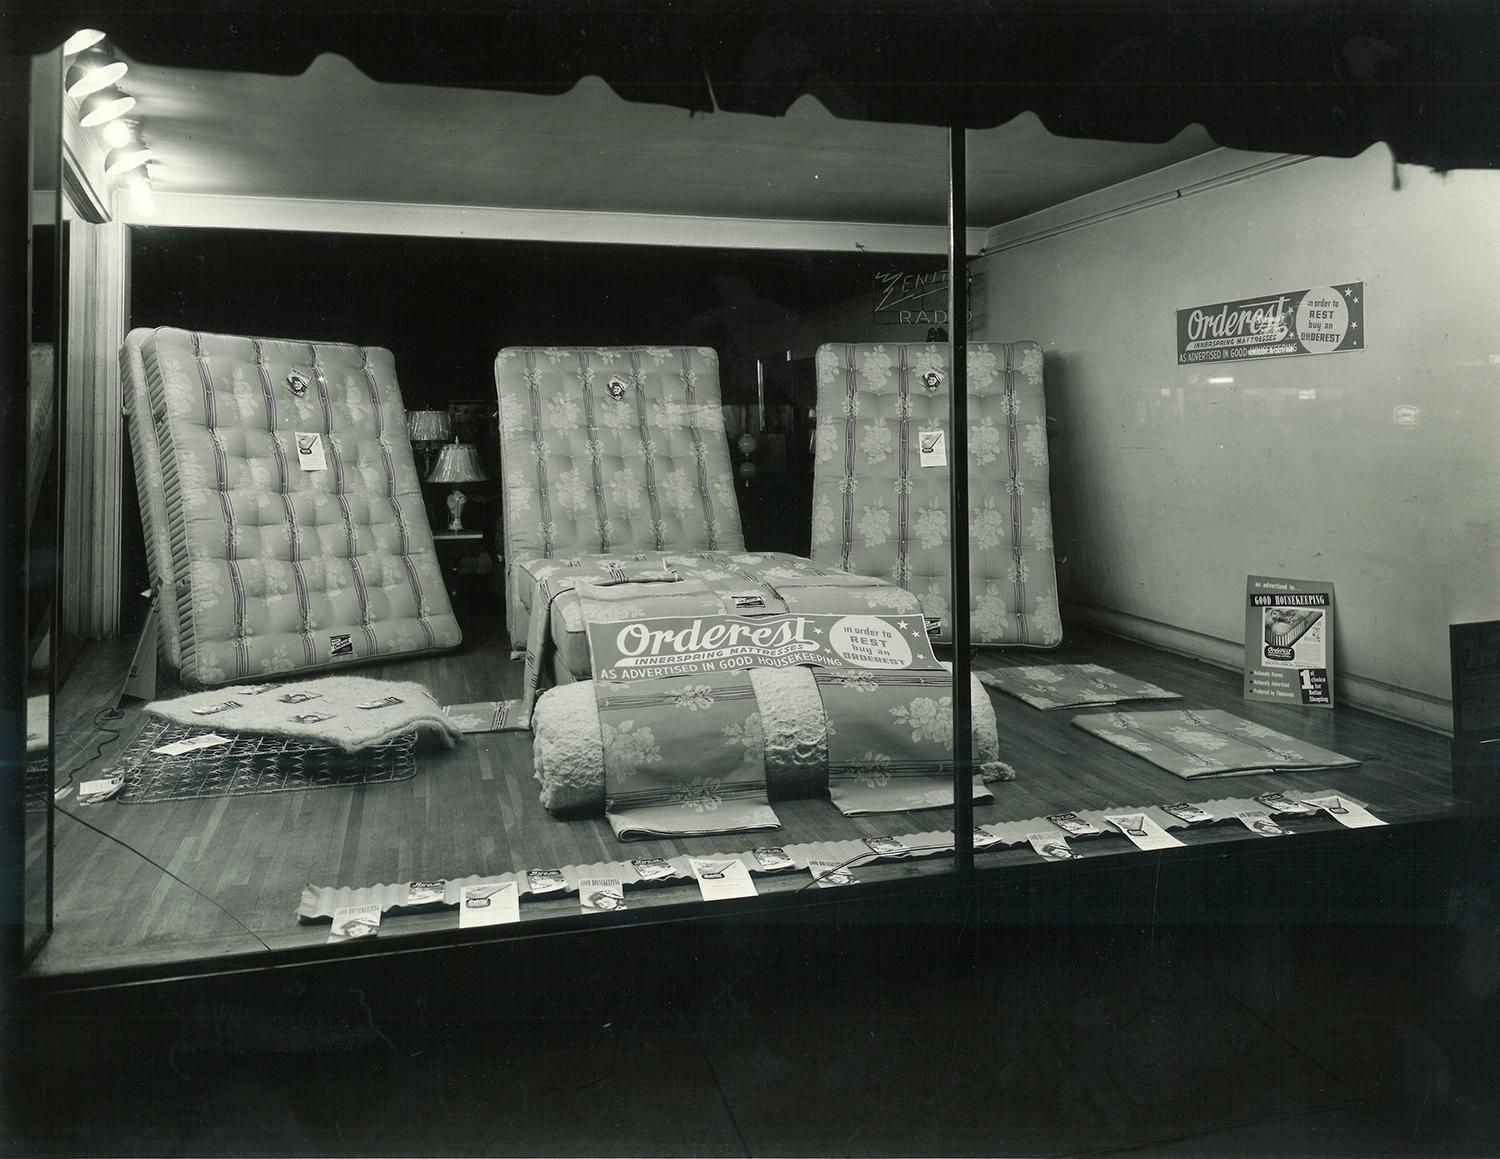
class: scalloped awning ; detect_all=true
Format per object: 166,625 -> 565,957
17,2 -> 1500,172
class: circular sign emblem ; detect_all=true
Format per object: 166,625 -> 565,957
1295,288 -> 1350,351
829,615 -> 914,669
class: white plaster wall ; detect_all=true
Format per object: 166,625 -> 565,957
973,143 -> 1500,727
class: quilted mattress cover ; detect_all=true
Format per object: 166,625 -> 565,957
494,345 -> 745,642
122,327 -> 461,687
810,341 -> 1062,647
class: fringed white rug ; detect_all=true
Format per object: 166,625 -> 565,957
146,676 -> 465,753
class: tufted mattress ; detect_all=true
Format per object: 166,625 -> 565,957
494,345 -> 746,650
122,327 -> 462,688
810,341 -> 1062,648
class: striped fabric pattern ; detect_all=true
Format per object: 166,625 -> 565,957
809,341 -> 1062,648
121,327 -> 462,688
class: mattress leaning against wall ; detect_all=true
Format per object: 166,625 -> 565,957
121,327 -> 462,688
810,340 -> 1062,647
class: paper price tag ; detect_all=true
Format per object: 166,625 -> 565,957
460,882 -> 520,927
1027,832 -> 1078,861
1255,792 -> 1317,815
752,847 -> 794,872
527,869 -> 567,895
973,826 -> 1005,850
1104,813 -> 1186,850
691,858 -> 758,901
1048,812 -> 1104,837
404,881 -> 446,907
296,432 -> 328,471
1301,795 -> 1387,828
1235,810 -> 1289,837
918,429 -> 947,467
78,775 -> 124,804
152,733 -> 232,756
630,858 -> 676,882
1162,802 -> 1215,824
862,835 -> 908,857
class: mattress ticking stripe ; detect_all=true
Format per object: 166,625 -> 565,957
362,348 -> 435,649
896,345 -> 911,590
524,350 -> 555,556
576,351 -> 610,552
193,332 -> 250,678
253,339 -> 317,665
629,351 -> 666,550
313,346 -> 379,653
839,344 -> 857,572
680,347 -> 719,549
1003,343 -> 1029,642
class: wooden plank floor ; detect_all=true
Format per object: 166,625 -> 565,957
31,610 -> 1459,979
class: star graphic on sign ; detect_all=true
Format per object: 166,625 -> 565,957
811,627 -> 824,636
897,621 -> 910,630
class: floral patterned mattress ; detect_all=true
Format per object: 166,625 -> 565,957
810,341 -> 1061,647
122,327 -> 461,688
493,345 -> 746,647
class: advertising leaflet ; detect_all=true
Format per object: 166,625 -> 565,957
1244,575 -> 1335,708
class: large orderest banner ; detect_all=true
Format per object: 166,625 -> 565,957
587,612 -> 944,682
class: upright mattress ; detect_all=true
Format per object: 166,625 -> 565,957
810,341 -> 1062,647
493,345 -> 745,650
122,327 -> 462,687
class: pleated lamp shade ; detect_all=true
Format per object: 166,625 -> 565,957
427,442 -> 488,484
406,409 -> 451,442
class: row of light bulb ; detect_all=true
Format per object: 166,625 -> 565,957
62,29 -> 153,213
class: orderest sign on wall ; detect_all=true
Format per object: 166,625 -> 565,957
1177,283 -> 1364,364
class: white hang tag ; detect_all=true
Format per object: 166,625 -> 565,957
296,432 -> 328,471
918,429 -> 947,467
1302,794 -> 1387,828
1105,813 -> 1186,850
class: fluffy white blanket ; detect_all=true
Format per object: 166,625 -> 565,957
146,676 -> 464,753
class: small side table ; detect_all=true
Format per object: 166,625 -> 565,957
432,530 -> 497,618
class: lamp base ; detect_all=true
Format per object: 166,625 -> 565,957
446,488 -> 470,532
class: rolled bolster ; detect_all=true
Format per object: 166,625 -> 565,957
531,668 -> 1003,816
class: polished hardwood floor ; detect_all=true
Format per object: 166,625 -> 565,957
28,608 -> 1460,980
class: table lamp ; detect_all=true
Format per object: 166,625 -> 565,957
406,409 -> 451,477
428,441 -> 489,531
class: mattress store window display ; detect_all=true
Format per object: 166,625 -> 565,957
11,7 -> 1491,982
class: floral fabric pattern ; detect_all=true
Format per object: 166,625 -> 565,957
978,663 -> 1181,710
809,341 -> 1060,647
1073,708 -> 1360,779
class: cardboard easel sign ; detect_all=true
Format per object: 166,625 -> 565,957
1243,575 -> 1335,708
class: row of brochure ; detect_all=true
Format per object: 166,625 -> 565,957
324,791 -> 1383,942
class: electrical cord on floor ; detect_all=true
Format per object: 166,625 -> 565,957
51,801 -> 273,953
53,706 -> 125,796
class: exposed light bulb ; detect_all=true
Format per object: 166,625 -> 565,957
124,177 -> 155,215
100,118 -> 134,148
